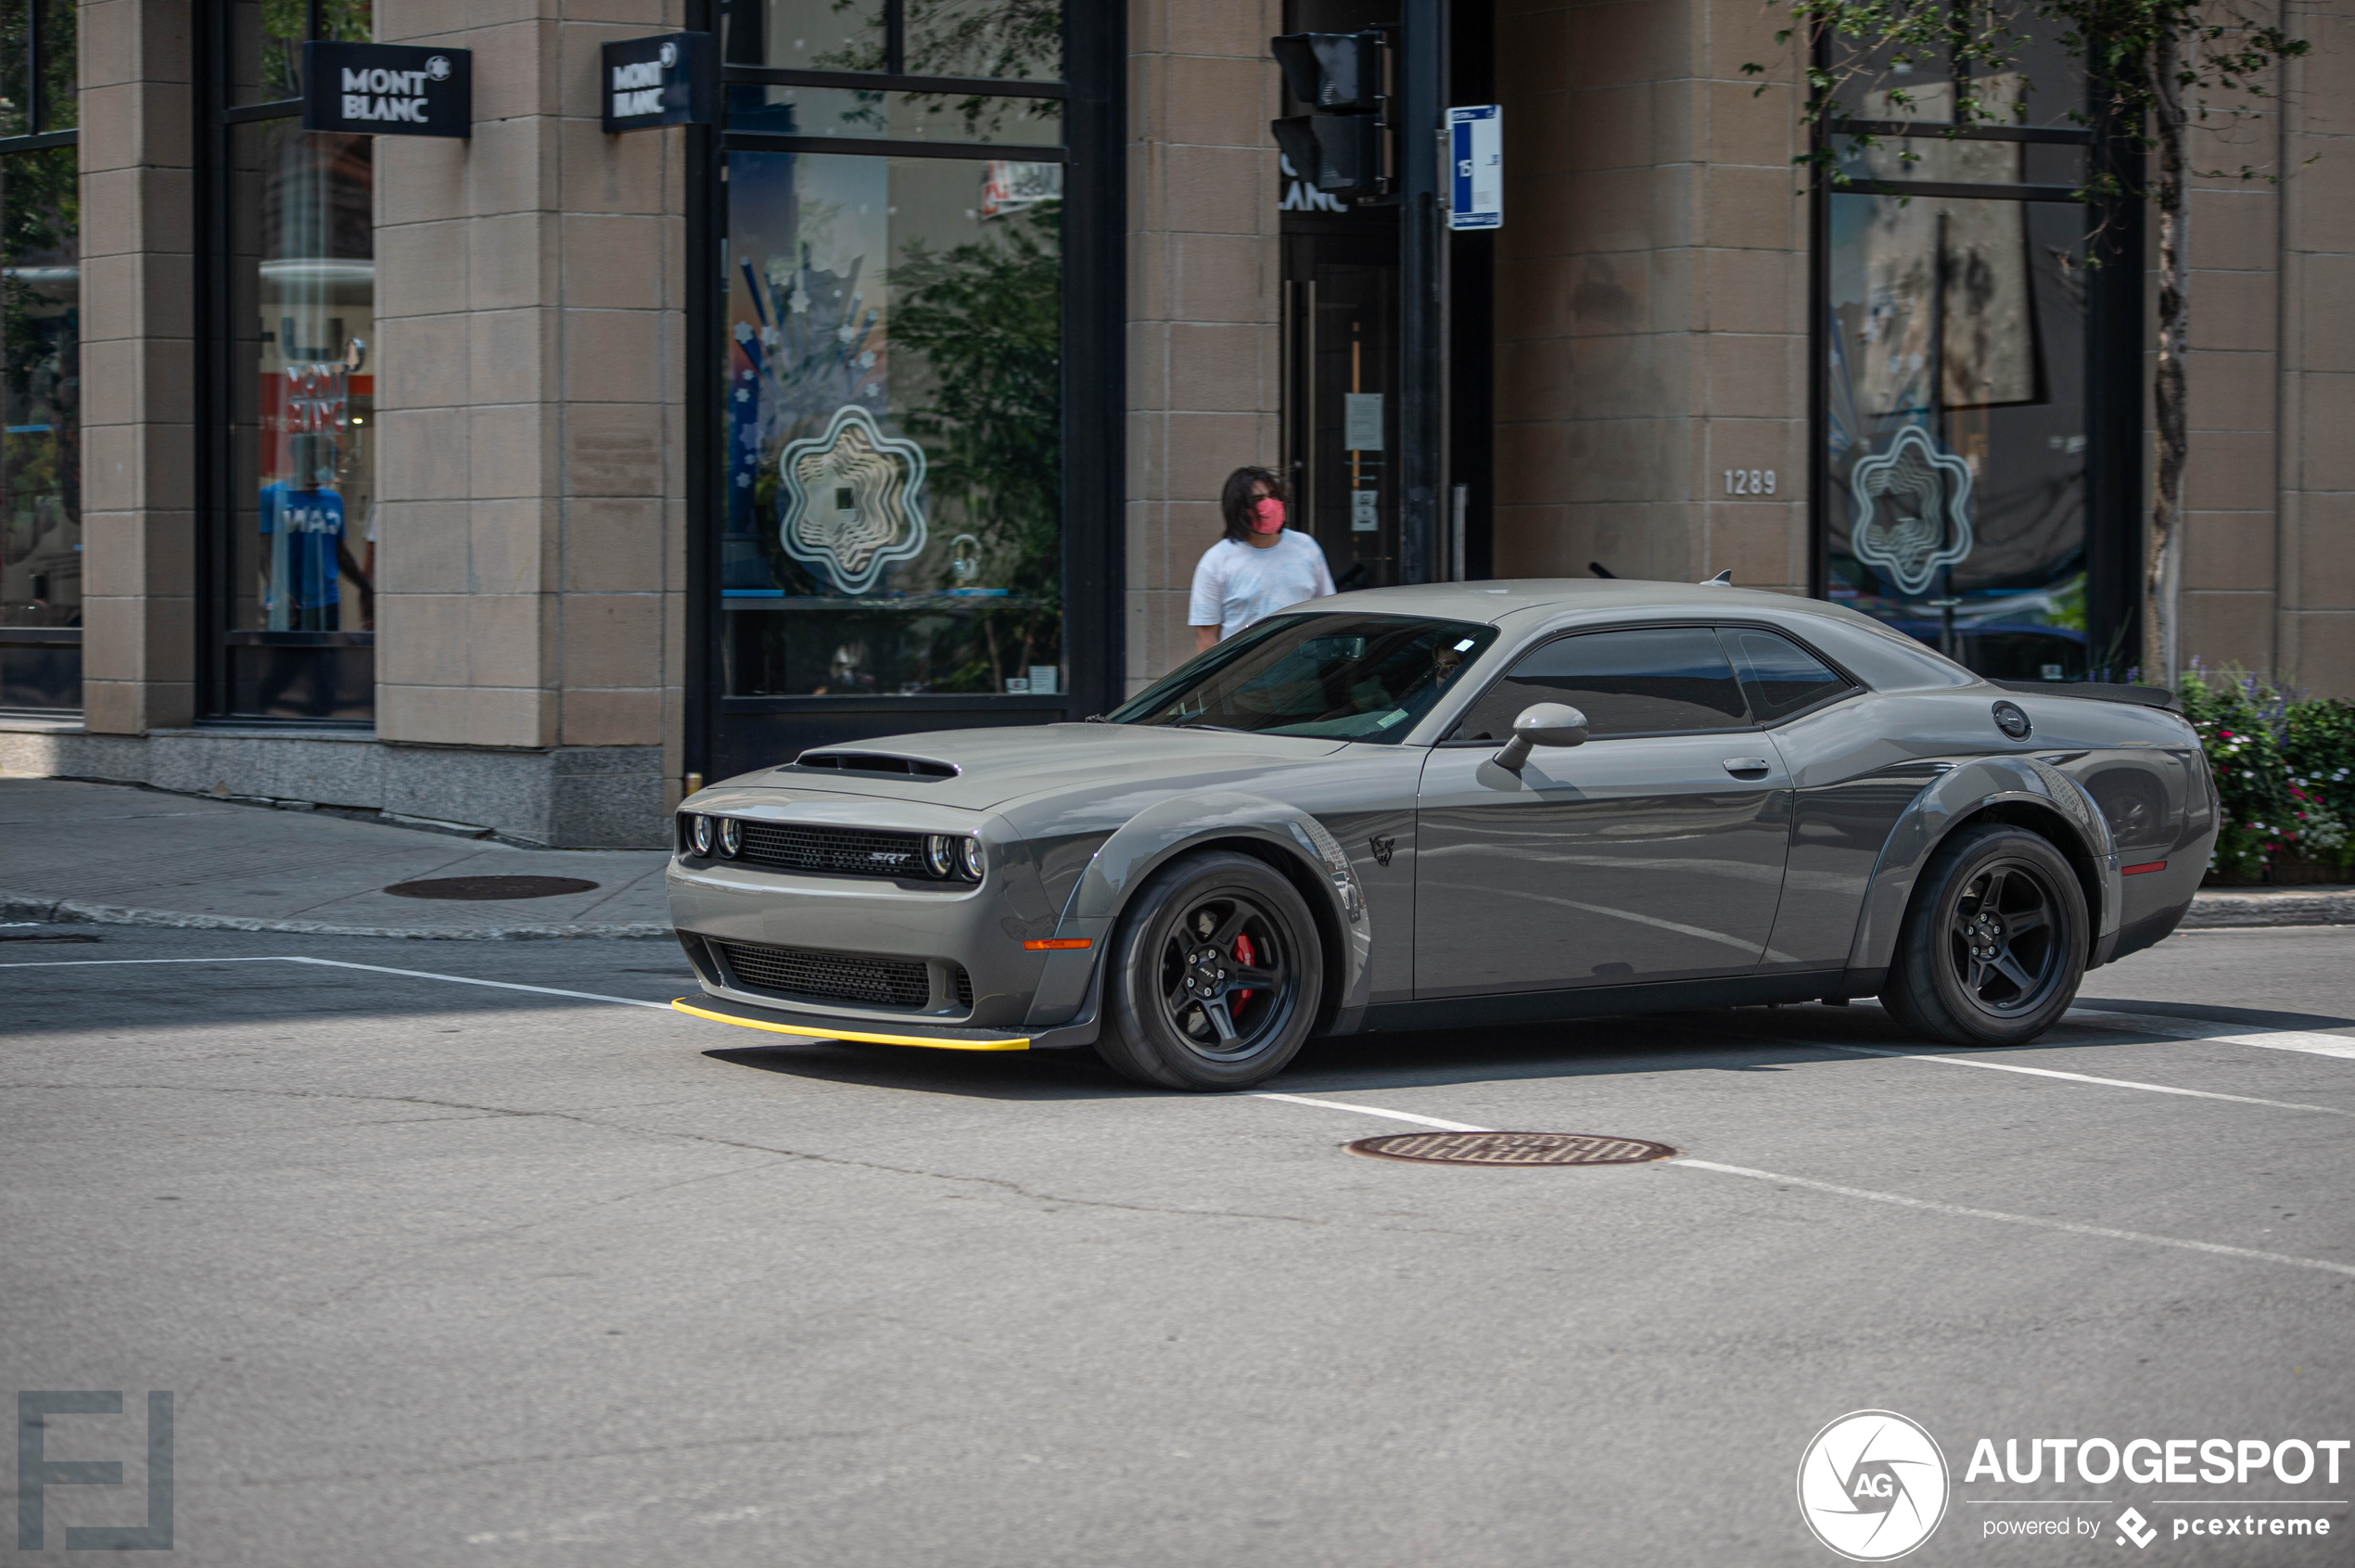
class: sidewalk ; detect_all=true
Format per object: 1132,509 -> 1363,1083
0,776 -> 670,939
2180,884 -> 2355,928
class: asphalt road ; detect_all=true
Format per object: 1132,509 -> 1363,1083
5,923 -> 2351,1566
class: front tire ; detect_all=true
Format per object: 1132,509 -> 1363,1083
1884,822 -> 2088,1047
1093,850 -> 1324,1090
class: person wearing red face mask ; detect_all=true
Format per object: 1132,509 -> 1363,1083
1187,466 -> 1336,657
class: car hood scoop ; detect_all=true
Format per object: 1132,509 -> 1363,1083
791,750 -> 960,781
761,724 -> 1349,810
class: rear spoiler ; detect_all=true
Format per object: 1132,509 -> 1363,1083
1990,680 -> 2182,714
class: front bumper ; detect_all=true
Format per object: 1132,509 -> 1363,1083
665,786 -> 1097,1038
671,993 -> 1033,1050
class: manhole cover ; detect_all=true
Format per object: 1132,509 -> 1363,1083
1345,1131 -> 1677,1166
381,876 -> 600,901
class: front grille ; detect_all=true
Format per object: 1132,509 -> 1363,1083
952,965 -> 974,1010
714,939 -> 931,1010
733,822 -> 932,880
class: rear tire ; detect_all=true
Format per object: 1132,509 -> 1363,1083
1093,850 -> 1323,1091
1884,822 -> 2088,1047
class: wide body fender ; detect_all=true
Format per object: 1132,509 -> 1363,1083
1022,791 -> 1373,1044
1845,756 -> 2120,976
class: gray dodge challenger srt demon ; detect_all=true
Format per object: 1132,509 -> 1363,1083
667,579 -> 2216,1090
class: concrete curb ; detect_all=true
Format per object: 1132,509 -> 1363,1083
2179,889 -> 2355,929
0,890 -> 672,941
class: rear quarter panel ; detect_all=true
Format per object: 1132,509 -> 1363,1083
1765,689 -> 2206,976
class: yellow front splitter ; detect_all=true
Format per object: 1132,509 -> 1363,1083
670,997 -> 1030,1051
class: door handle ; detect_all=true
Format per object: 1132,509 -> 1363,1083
1722,757 -> 1772,776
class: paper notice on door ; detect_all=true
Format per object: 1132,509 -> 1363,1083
1343,392 -> 1385,452
1351,490 -> 1380,532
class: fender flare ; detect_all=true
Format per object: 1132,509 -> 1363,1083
1021,791 -> 1373,1043
1844,756 -> 2120,976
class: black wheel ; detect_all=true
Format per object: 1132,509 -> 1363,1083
1884,823 -> 2088,1047
1094,849 -> 1324,1090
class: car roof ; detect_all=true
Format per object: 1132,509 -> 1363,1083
1312,577 -> 1985,702
1320,577 -> 1860,627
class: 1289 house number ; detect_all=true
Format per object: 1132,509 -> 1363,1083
1724,469 -> 1776,495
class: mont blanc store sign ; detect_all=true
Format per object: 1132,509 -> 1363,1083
602,32 -> 713,132
301,43 -> 471,137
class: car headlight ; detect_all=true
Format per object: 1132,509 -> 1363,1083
924,835 -> 957,879
719,817 -> 742,858
688,813 -> 714,857
959,836 -> 985,882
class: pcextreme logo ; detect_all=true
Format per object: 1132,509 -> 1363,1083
1799,1410 -> 1952,1562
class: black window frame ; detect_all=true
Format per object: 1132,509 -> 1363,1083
688,0 -> 1123,781
1805,19 -> 2144,680
193,0 -> 377,729
0,0 -> 82,715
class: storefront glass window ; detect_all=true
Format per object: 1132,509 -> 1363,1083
723,0 -> 1062,81
720,84 -> 1061,144
906,0 -> 1063,81
1824,193 -> 2092,677
0,0 -> 78,712
230,0 -> 372,106
723,0 -> 886,73
0,0 -> 72,135
721,150 -> 1062,697
218,113 -> 376,719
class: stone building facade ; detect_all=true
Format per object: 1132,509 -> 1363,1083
1,0 -> 2347,848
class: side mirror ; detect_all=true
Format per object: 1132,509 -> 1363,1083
1495,703 -> 1590,771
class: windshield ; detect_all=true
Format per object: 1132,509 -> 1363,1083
1109,613 -> 1500,741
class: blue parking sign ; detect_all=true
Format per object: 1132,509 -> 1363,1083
1447,104 -> 1501,230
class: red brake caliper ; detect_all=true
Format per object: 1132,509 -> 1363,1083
1231,932 -> 1255,1015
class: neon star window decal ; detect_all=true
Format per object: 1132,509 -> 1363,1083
1847,424 -> 1975,595
775,404 -> 931,596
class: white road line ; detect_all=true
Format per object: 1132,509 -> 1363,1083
274,956 -> 674,1010
1797,1040 -> 2355,1116
1670,1158 -> 2355,1280
0,953 -> 673,1010
1250,1097 -> 2355,1280
2066,1008 -> 2355,1063
0,956 -> 291,965
1250,1092 -> 1489,1132
13,953 -> 2353,1279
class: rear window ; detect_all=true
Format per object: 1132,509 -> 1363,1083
1449,626 -> 1750,741
1722,627 -> 1853,721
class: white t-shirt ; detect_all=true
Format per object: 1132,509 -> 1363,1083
1188,531 -> 1337,641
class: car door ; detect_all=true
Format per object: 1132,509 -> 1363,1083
1413,625 -> 1791,999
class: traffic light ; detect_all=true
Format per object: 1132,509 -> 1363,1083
1270,31 -> 1388,201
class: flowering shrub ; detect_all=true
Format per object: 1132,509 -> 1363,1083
2179,661 -> 2355,880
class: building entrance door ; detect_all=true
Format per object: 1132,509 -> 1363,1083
1283,228 -> 1400,591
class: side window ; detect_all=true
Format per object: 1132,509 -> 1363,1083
1449,626 -> 1750,741
1721,627 -> 1853,722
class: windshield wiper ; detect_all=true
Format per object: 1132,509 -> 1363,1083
1172,720 -> 1247,733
